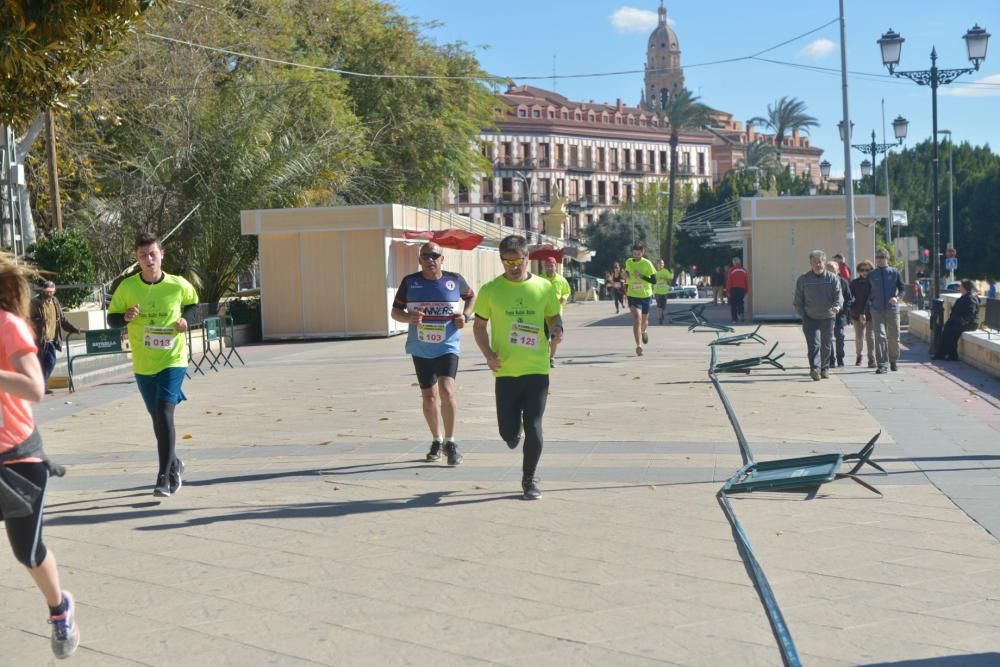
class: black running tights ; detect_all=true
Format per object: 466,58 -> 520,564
151,400 -> 176,477
1,462 -> 49,568
495,375 -> 549,479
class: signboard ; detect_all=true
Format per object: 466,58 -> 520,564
85,329 -> 124,354
891,210 -> 908,226
945,257 -> 959,271
894,236 -> 919,262
945,247 -> 957,258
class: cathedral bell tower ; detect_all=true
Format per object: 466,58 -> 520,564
641,1 -> 684,110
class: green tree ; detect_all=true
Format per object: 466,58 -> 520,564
28,228 -> 96,309
0,0 -> 154,126
651,88 -> 712,268
749,96 -> 818,163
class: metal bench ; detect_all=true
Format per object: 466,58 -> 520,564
713,341 -> 785,374
709,324 -> 767,346
65,329 -> 127,393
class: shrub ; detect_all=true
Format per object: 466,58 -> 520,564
29,228 -> 97,309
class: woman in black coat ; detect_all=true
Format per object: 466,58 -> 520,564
933,279 -> 980,361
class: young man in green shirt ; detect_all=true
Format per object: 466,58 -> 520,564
541,256 -> 571,368
624,244 -> 657,356
108,233 -> 199,497
653,259 -> 673,325
474,236 -> 563,500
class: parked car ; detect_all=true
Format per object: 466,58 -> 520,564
668,284 -> 698,299
942,281 -> 962,294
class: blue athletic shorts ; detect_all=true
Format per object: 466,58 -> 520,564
628,296 -> 652,314
135,367 -> 188,414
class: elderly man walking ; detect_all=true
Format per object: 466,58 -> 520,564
867,250 -> 904,374
793,250 -> 843,381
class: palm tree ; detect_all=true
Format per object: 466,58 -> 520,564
653,88 -> 712,268
749,96 -> 818,163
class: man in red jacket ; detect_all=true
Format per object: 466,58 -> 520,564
833,254 -> 852,281
725,258 -> 749,323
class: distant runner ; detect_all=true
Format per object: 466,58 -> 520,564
474,235 -> 562,500
108,233 -> 198,497
652,259 -> 673,325
541,257 -> 571,367
624,244 -> 656,356
391,242 -> 474,465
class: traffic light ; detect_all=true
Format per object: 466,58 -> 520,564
691,264 -> 698,274
922,248 -> 930,261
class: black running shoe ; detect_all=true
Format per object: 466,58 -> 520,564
521,477 -> 542,500
169,458 -> 185,494
426,441 -> 442,462
444,442 -> 463,466
153,473 -> 171,497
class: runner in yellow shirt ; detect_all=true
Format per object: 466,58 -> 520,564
624,244 -> 657,356
108,232 -> 199,497
474,236 -> 562,500
541,257 -> 571,368
653,259 -> 673,325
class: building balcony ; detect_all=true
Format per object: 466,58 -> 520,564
607,161 -> 620,171
481,193 -> 496,203
621,163 -> 656,175
497,193 -> 524,205
495,156 -> 534,170
566,160 -> 596,173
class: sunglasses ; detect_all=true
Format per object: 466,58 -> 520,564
501,257 -> 526,267
419,252 -> 442,260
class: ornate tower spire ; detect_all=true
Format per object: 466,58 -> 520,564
641,2 -> 685,110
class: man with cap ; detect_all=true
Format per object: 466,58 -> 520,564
29,281 -> 81,394
541,256 -> 571,367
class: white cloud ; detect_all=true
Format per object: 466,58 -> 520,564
798,39 -> 836,60
940,74 -> 1000,97
610,7 -> 673,33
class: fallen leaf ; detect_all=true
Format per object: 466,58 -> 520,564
379,417 -> 390,421
182,434 -> 193,440
318,441 -> 332,446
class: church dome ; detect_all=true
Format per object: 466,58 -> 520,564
647,3 -> 679,52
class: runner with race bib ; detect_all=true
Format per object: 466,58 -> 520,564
391,242 -> 474,466
474,235 -> 562,500
108,232 -> 199,497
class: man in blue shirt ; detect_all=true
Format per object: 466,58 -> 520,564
391,243 -> 475,465
867,250 -> 905,374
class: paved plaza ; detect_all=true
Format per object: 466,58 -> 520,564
2,299 -> 1000,665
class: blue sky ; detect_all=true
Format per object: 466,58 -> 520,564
392,0 -> 999,178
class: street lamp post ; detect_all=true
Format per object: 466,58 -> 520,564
848,122 -> 907,246
819,160 -> 831,193
511,169 -> 533,241
878,24 -> 990,302
937,129 -> 955,280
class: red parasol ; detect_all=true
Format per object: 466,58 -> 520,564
527,244 -> 565,262
403,228 -> 484,250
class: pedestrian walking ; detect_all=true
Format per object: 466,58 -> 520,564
107,233 -> 199,497
391,242 -> 475,465
473,235 -> 562,500
726,258 -> 749,323
932,279 -> 980,361
29,281 -> 81,394
793,250 -> 843,381
832,254 -> 852,281
826,260 -> 854,368
541,257 -> 571,367
624,244 -> 656,356
652,259 -> 673,325
710,266 -> 726,305
608,263 -> 626,314
867,250 -> 904,374
0,255 -> 80,659
850,261 -> 876,368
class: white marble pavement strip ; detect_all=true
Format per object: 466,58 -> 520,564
2,300 -> 998,665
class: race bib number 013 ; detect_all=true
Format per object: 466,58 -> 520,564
144,326 -> 176,350
417,322 -> 446,343
508,321 -> 540,348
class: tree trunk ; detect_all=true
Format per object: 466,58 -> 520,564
14,113 -> 47,248
665,137 -> 679,268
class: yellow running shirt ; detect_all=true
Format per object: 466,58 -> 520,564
625,257 -> 656,298
654,268 -> 673,295
474,274 -> 560,377
542,272 -> 572,312
109,273 -> 199,375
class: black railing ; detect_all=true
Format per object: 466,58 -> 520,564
495,156 -> 534,169
567,160 -> 596,172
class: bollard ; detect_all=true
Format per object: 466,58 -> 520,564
930,298 -> 945,356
